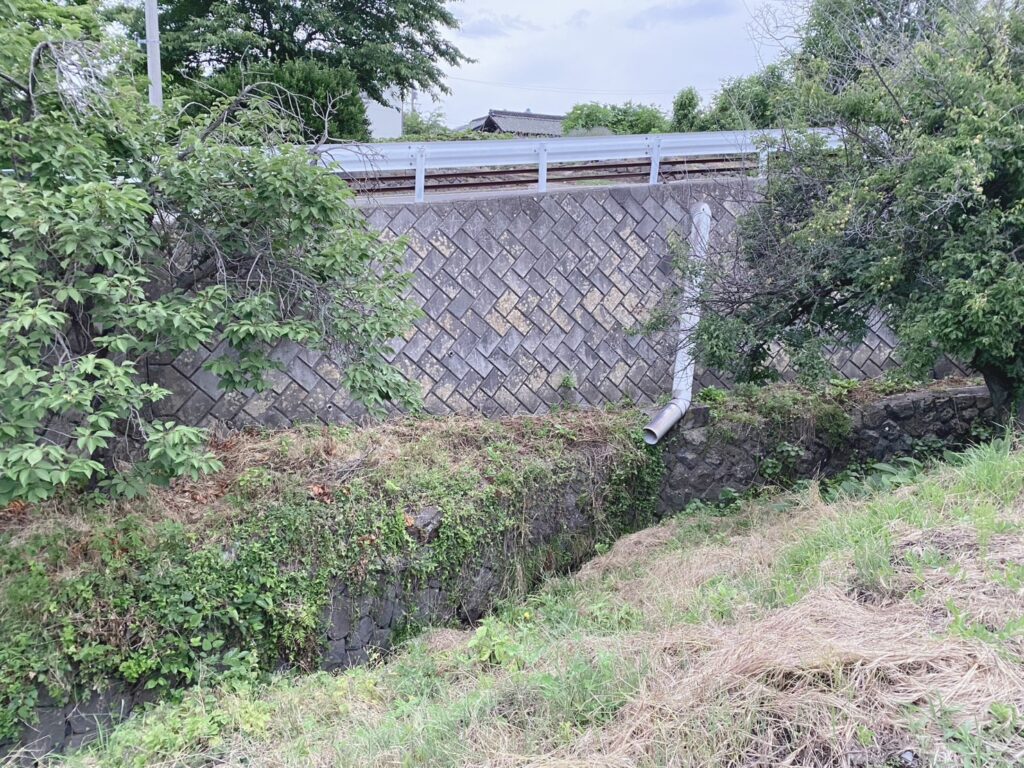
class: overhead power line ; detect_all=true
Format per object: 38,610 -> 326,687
445,75 -> 704,97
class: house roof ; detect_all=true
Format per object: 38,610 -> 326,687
467,110 -> 565,136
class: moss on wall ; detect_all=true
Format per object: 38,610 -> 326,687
0,409 -> 661,748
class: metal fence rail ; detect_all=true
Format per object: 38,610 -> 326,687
317,128 -> 838,202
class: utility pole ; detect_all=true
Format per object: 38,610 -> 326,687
144,0 -> 163,108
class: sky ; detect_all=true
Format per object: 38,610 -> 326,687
430,0 -> 787,128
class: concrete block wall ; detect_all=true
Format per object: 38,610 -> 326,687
148,179 -> 906,427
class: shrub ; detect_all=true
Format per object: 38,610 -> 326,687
0,0 -> 419,504
563,101 -> 670,135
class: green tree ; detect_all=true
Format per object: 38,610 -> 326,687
670,87 -> 702,132
181,59 -> 370,142
114,0 -> 469,104
798,0 -> 973,86
563,101 -> 669,135
701,64 -> 795,130
691,0 -> 1024,422
0,0 -> 420,503
401,107 -> 451,138
562,102 -> 615,134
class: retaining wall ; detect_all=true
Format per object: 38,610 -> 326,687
8,450 -> 650,763
658,385 -> 996,514
148,180 -> 904,427
9,385 -> 997,762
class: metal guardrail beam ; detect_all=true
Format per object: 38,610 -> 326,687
317,128 -> 839,202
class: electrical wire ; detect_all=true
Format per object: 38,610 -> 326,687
445,75 -> 704,97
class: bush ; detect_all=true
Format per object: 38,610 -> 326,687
0,0 -> 419,504
563,101 -> 670,135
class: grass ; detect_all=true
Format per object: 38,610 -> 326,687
43,437 -> 1024,767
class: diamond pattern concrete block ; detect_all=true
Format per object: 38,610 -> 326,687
172,346 -> 210,377
210,390 -> 247,422
154,181 -> 901,427
287,358 -> 324,393
178,390 -> 215,424
150,365 -> 194,417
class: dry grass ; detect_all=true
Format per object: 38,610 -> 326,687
64,442 -> 1024,768
597,495 -> 831,624
3,409 -> 635,550
563,590 -> 1024,767
146,409 -> 631,516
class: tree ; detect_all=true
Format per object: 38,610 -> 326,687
562,102 -> 615,134
401,107 -> 452,138
701,64 -> 795,130
689,0 -> 1024,422
180,59 -> 370,142
114,0 -> 469,104
670,87 -> 702,132
797,0 -> 975,89
0,0 -> 420,503
563,101 -> 670,135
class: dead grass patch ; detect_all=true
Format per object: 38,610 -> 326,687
890,525 -> 1024,640
5,409 -> 638,551
557,589 -> 1024,768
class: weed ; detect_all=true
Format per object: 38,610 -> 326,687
466,618 -> 523,668
235,466 -> 275,499
759,441 -> 804,485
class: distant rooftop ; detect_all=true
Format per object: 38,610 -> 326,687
465,109 -> 566,137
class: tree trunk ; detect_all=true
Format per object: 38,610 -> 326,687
979,364 -> 1023,429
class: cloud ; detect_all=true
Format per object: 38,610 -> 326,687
624,0 -> 736,29
457,12 -> 541,39
566,9 -> 592,28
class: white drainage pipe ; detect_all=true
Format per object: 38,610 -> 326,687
643,201 -> 712,446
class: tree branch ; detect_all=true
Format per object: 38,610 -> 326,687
0,71 -> 30,97
176,84 -> 263,160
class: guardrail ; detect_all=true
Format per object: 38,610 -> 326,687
316,128 -> 838,202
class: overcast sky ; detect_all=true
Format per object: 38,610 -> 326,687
431,0 -> 786,127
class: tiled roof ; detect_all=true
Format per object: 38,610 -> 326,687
468,110 -> 565,136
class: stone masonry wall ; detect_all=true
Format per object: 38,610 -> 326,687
9,458 -> 643,763
10,385 -> 997,762
148,179 -> 905,427
658,384 -> 996,515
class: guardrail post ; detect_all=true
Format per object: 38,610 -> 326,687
414,148 -> 426,203
758,148 -> 769,176
649,138 -> 662,185
537,144 -> 548,193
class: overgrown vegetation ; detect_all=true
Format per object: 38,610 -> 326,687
393,107 -> 512,143
696,379 -> 854,451
177,59 -> 371,143
688,0 -> 1024,422
562,101 -> 671,135
0,409 -> 659,747
44,440 -> 1024,767
0,0 -> 418,504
